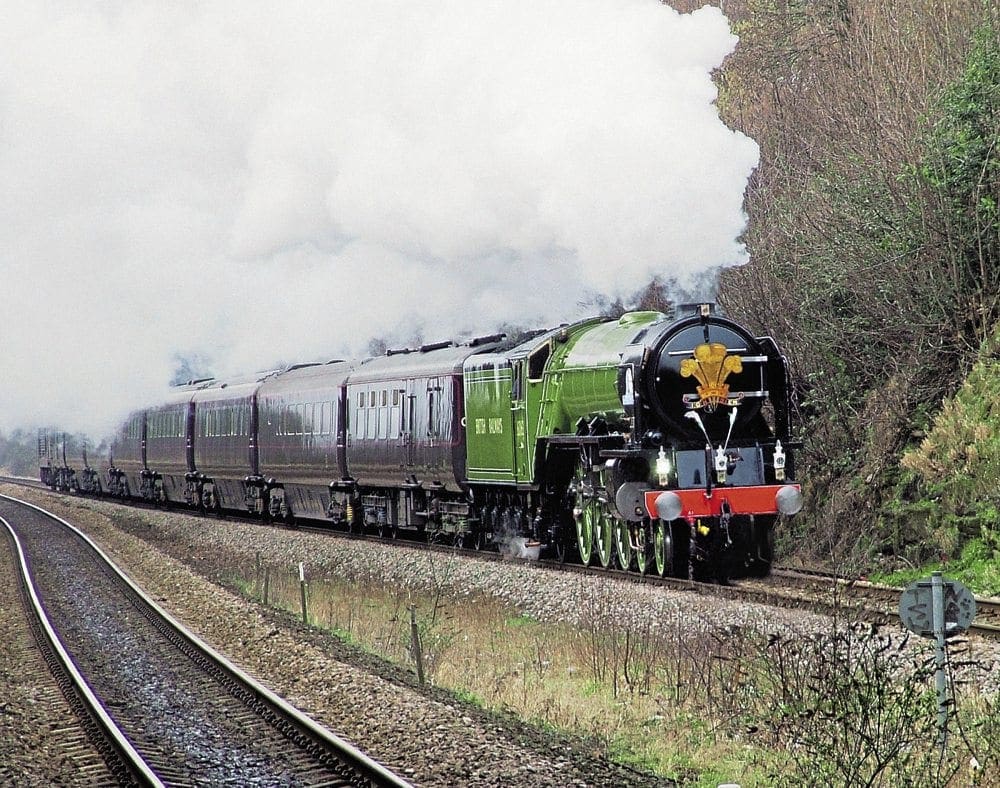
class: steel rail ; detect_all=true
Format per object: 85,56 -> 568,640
1,513 -> 164,787
1,493 -> 414,788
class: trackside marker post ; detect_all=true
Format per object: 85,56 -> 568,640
409,605 -> 425,685
299,561 -> 308,624
899,572 -> 977,750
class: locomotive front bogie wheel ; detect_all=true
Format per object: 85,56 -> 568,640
653,519 -> 674,578
554,529 -> 567,563
573,476 -> 595,566
748,517 -> 775,578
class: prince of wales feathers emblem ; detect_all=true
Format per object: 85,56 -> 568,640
680,343 -> 743,410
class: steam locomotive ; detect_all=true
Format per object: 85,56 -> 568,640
39,304 -> 801,580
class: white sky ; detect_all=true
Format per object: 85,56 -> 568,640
0,1 -> 758,437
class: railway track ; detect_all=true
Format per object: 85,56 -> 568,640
5,474 -> 999,642
0,493 -> 412,788
765,566 -> 1000,639
298,509 -> 1000,641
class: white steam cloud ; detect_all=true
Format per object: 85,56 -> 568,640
0,1 -> 758,438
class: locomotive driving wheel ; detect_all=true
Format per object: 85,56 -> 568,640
572,469 -> 594,566
572,466 -> 613,569
614,521 -> 634,570
593,505 -> 614,568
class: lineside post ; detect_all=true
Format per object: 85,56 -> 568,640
299,561 -> 308,624
409,605 -> 425,685
931,572 -> 948,749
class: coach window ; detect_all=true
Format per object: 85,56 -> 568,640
528,342 -> 550,381
377,394 -> 387,439
367,391 -> 377,438
428,382 -> 443,440
390,389 -> 401,436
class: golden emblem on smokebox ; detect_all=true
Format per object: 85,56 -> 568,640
680,343 -> 743,410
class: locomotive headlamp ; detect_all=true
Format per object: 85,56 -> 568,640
655,491 -> 683,522
715,446 -> 727,484
655,447 -> 672,486
773,440 -> 786,481
775,485 -> 804,515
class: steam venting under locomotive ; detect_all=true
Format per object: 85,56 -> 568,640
40,303 -> 801,581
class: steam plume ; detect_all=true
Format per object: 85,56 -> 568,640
0,1 -> 758,437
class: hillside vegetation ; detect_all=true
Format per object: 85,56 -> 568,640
710,0 -> 1000,585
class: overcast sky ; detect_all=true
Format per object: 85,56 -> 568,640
0,1 -> 758,438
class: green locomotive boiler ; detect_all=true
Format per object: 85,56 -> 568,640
461,303 -> 801,579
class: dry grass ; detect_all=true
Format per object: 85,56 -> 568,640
228,556 -> 783,785
224,555 -> 996,786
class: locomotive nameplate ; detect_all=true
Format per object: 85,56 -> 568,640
473,418 -> 504,435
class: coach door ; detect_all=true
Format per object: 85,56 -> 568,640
511,360 -> 531,482
402,379 -> 416,467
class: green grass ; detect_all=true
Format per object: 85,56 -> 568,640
871,537 -> 1000,597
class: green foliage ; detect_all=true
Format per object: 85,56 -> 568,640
911,18 -> 1000,352
920,22 -> 1000,227
873,537 -> 1000,597
719,2 -> 1000,568
450,687 -> 485,709
894,325 -> 1000,590
0,430 -> 39,476
503,612 -> 538,628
